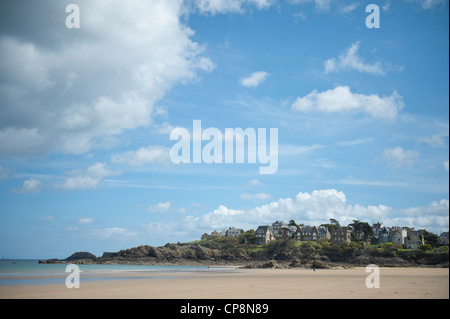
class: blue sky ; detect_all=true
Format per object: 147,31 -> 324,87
0,0 -> 448,259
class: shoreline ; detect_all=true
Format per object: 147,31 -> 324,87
1,267 -> 448,299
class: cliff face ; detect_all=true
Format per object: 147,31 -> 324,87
39,239 -> 449,268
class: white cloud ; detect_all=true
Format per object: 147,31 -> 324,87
240,71 -> 269,87
79,217 -> 95,225
0,0 -> 214,157
154,190 -> 448,236
382,147 -> 420,169
278,144 -> 324,156
192,0 -> 275,14
291,86 -> 404,120
247,179 -> 265,187
324,42 -> 386,75
111,145 -> 170,167
417,134 -> 447,148
147,201 -> 172,213
336,137 -> 374,147
293,12 -> 307,20
340,3 -> 359,13
288,0 -> 331,10
12,178 -> 42,194
40,215 -> 55,222
405,0 -> 447,9
86,227 -> 137,241
57,162 -> 118,191
241,192 -> 271,201
444,160 -> 449,172
0,37 -> 54,93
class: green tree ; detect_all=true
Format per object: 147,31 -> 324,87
330,218 -> 340,227
241,229 -> 256,244
348,220 -> 374,242
320,218 -> 341,231
423,231 -> 439,247
288,220 -> 297,227
419,244 -> 433,252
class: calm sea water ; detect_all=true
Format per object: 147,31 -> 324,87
0,259 -> 225,286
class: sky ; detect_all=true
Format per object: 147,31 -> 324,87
0,0 -> 448,259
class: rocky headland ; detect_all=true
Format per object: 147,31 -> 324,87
39,237 -> 449,269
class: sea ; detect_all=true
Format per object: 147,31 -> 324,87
0,259 -> 229,286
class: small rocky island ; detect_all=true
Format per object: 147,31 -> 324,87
39,237 -> 449,269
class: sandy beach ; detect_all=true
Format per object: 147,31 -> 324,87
0,267 -> 448,299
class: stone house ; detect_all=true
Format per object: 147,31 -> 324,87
404,230 -> 425,249
271,221 -> 289,237
255,225 -> 275,245
439,231 -> 449,245
225,227 -> 243,238
331,227 -> 352,245
295,225 -> 319,241
391,226 -> 407,245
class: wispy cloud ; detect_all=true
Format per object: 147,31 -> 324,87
111,145 -> 170,167
240,71 -> 269,87
324,42 -> 386,75
382,147 -> 420,169
405,0 -> 448,10
340,2 -> 360,13
240,192 -> 271,201
12,179 -> 42,194
417,134 -> 448,148
336,137 -> 374,147
79,217 -> 95,225
147,201 -> 172,214
288,0 -> 332,11
56,163 -> 118,191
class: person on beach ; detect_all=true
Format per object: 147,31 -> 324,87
313,262 -> 316,272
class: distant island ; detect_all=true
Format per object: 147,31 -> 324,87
40,219 -> 449,268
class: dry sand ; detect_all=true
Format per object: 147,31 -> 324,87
0,267 -> 448,299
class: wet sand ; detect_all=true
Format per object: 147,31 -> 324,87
0,267 -> 448,299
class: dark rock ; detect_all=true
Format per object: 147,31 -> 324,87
65,252 -> 97,261
289,259 -> 302,268
260,260 -> 279,269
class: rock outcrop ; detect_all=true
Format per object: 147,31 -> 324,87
38,239 -> 449,268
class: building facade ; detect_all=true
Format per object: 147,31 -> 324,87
331,228 -> 352,245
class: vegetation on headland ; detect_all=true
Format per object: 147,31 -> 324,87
39,233 -> 449,268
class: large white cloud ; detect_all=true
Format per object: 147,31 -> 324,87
0,0 -> 214,157
143,189 -> 449,238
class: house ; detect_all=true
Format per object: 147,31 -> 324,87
404,230 -> 424,249
391,226 -> 407,245
210,230 -> 220,238
295,225 -> 319,241
275,226 -> 294,240
318,225 -> 331,241
331,227 -> 351,245
255,225 -> 275,245
201,230 -> 220,240
379,227 -> 391,244
439,231 -> 449,245
201,233 -> 209,240
372,222 -> 385,235
225,227 -> 243,238
271,221 -> 289,237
